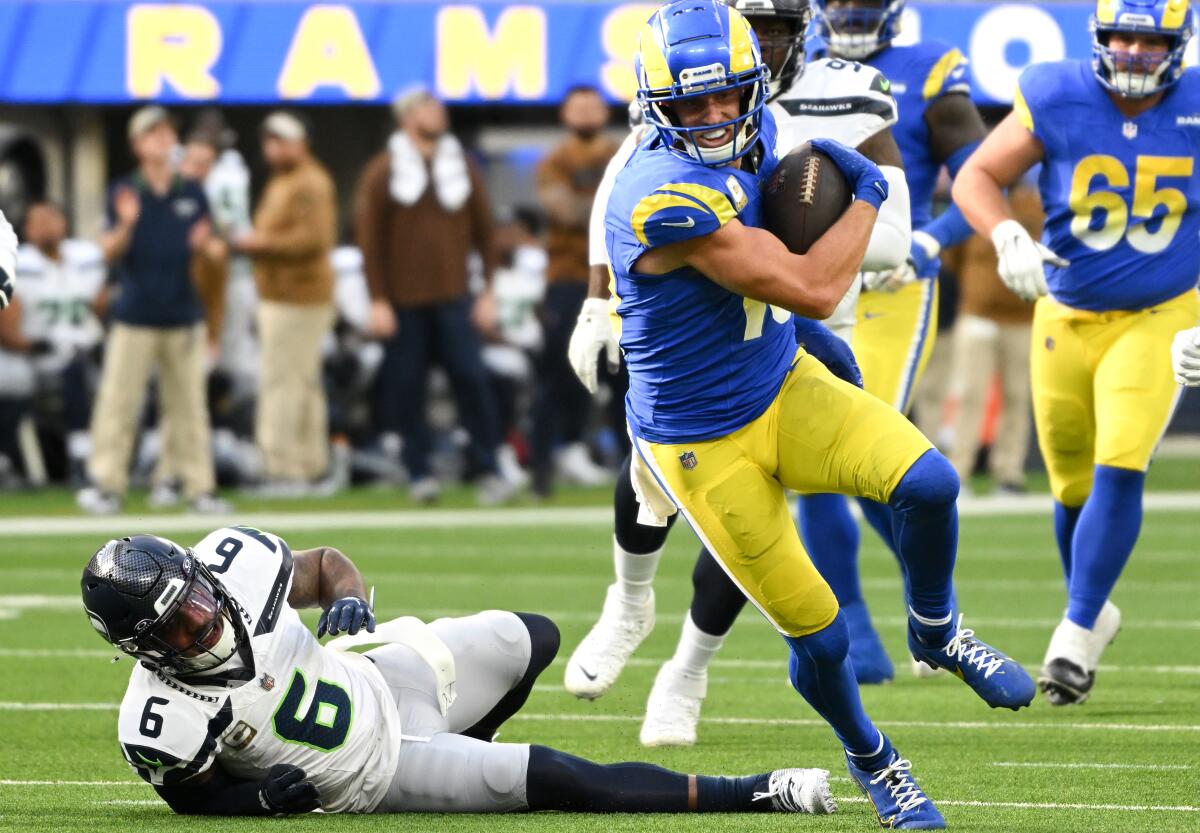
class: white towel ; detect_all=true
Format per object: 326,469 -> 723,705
388,131 -> 472,212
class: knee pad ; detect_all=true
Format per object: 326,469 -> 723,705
890,450 -> 960,512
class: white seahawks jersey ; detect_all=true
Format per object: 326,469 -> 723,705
205,149 -> 252,237
770,58 -> 897,154
13,241 -> 105,369
116,527 -> 402,813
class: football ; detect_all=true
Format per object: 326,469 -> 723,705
762,142 -> 853,255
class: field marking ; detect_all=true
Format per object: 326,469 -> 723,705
0,491 -> 1197,539
0,779 -> 142,786
513,712 -> 1200,733
96,800 -> 160,806
838,796 -> 1199,813
0,702 -> 118,711
992,762 -> 1190,771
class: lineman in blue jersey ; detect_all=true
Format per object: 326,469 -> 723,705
607,1 -> 1033,827
955,0 -> 1200,706
791,0 -> 991,685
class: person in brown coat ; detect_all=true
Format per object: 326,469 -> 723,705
355,86 -> 513,505
234,111 -> 336,490
529,85 -> 619,496
943,180 -> 1044,492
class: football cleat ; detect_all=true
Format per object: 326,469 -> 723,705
843,599 -> 894,684
753,767 -> 837,815
1039,601 -> 1120,706
564,584 -> 654,699
640,660 -> 706,747
910,656 -> 944,679
76,486 -> 121,516
846,750 -> 944,830
908,613 -> 1035,710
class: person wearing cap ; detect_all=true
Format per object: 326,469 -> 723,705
77,105 -> 228,516
355,86 -> 514,505
233,111 -> 337,493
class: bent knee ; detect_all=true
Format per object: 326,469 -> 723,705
514,612 -> 560,668
891,450 -> 960,510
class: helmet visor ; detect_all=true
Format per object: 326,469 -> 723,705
147,572 -> 239,673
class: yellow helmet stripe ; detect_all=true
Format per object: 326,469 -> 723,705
1012,85 -> 1035,132
1095,0 -> 1119,25
1161,0 -> 1190,31
638,21 -> 674,91
631,193 -> 714,246
923,47 -> 967,100
657,183 -> 739,225
727,7 -> 758,74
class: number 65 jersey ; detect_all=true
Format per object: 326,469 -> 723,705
116,527 -> 402,813
1015,60 -> 1200,312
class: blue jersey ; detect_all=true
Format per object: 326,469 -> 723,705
1015,60 -> 1200,312
605,116 -> 790,444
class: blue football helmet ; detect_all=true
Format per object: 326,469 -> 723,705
636,0 -> 770,166
1091,0 -> 1194,97
815,0 -> 905,60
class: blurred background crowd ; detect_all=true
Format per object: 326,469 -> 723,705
0,0 -> 1195,513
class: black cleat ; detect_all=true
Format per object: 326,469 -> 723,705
1038,657 -> 1095,705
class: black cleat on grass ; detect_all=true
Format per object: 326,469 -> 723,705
1038,657 -> 1095,705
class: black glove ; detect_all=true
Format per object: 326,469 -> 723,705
0,270 -> 13,311
259,764 -> 320,814
28,339 -> 55,357
317,595 -> 376,638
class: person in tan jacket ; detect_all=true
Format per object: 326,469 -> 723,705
234,112 -> 336,490
943,180 -> 1043,492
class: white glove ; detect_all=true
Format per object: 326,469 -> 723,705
990,219 -> 1067,302
568,297 -> 620,394
861,230 -> 940,293
1171,326 -> 1200,387
0,210 -> 16,310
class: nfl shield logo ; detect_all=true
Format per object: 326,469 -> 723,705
259,673 -> 275,691
1123,121 -> 1138,140
679,451 -> 698,470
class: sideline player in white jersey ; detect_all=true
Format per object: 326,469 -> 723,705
564,0 -> 912,746
0,207 -> 16,309
82,529 -> 836,815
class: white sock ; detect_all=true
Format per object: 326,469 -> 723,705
613,536 -> 662,604
671,613 -> 726,677
67,431 -> 91,461
908,607 -> 953,628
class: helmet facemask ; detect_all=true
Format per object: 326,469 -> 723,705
820,0 -> 904,60
750,11 -> 814,100
640,64 -> 768,166
1092,22 -> 1190,97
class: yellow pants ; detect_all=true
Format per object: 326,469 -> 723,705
89,322 -> 214,498
854,278 -> 939,413
1031,289 -> 1199,506
635,352 -> 932,637
256,300 -> 334,482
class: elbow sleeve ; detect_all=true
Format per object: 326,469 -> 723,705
859,166 -> 911,273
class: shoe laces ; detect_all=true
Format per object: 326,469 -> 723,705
869,757 -> 927,813
942,613 -> 1004,678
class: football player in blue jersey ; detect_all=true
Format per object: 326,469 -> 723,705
602,1 -> 1033,826
784,0 -> 992,686
954,0 -> 1200,705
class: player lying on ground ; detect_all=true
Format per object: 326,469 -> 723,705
953,0 -> 1200,705
582,2 -> 1033,827
80,526 -> 835,816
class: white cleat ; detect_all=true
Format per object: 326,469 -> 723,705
564,584 -> 654,699
910,656 -> 944,679
76,486 -> 121,516
640,660 -> 706,747
753,768 -> 837,814
555,443 -> 611,487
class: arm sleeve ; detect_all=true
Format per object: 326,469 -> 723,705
918,201 -> 974,253
354,154 -> 391,302
257,175 -> 336,261
153,764 -> 273,816
467,160 -> 498,287
860,164 -> 911,272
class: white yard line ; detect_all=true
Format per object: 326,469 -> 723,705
992,762 -> 1190,771
0,702 -> 117,710
0,491 -> 1197,538
838,796 -> 1199,813
0,779 -> 142,786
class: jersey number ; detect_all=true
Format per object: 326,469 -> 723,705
743,298 -> 791,341
272,669 -> 352,752
1069,154 -> 1194,254
140,696 -> 169,738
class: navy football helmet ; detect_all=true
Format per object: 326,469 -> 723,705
731,0 -> 814,101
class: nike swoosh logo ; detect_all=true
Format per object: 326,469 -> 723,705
579,666 -> 599,682
662,217 -> 695,228
136,752 -> 163,768
872,182 -> 887,198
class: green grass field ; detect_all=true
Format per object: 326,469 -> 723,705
0,489 -> 1197,832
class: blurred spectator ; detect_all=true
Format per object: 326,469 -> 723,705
78,106 -> 226,515
0,201 -> 105,485
233,112 -> 337,494
943,180 -> 1043,493
530,85 -> 617,495
355,86 -> 514,505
